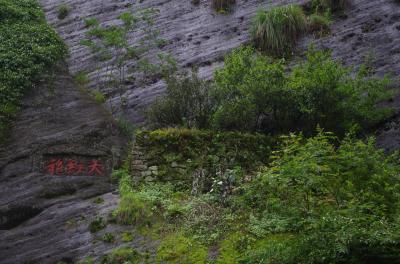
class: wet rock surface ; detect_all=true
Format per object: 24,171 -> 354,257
40,0 -> 400,149
0,66 -> 128,263
1,0 -> 400,263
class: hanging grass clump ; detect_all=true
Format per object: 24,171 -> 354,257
251,4 -> 307,57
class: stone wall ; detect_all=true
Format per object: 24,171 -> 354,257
129,129 -> 275,190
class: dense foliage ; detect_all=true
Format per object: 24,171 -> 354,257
112,131 -> 400,263
0,0 -> 67,143
149,46 -> 392,136
148,72 -> 215,129
239,132 -> 400,263
251,5 -> 306,57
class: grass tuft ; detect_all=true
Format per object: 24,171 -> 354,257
251,4 -> 306,57
57,4 -> 70,20
211,0 -> 236,12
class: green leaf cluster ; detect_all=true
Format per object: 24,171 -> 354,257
0,0 -> 67,143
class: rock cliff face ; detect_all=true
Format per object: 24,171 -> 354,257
1,0 -> 400,263
0,66 -> 127,263
39,0 -> 400,124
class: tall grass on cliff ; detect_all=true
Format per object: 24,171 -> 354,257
0,0 -> 67,143
211,0 -> 236,12
251,5 -> 306,57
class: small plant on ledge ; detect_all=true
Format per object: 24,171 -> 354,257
211,0 -> 236,13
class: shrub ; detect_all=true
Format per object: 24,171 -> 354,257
116,116 -> 136,137
89,217 -> 106,233
308,13 -> 331,36
121,232 -> 134,242
155,234 -> 208,264
211,0 -> 236,12
213,46 -> 392,135
102,232 -> 116,243
241,132 -> 400,263
251,5 -> 306,57
288,47 -> 392,135
213,46 -> 289,132
101,247 -> 139,264
91,90 -> 106,103
76,257 -> 94,264
114,192 -> 153,225
74,72 -> 89,88
57,4 -> 70,20
148,70 -> 216,129
0,0 -> 67,143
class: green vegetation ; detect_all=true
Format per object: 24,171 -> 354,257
102,232 -> 116,243
155,234 -> 208,263
114,191 -> 154,225
57,4 -> 70,20
113,131 -> 400,263
77,257 -> 94,264
312,0 -> 349,13
91,90 -> 106,104
74,71 -> 90,88
251,5 -> 306,57
148,71 -> 216,129
88,3 -> 397,264
211,0 -> 236,12
150,46 -> 392,136
121,231 -> 134,242
308,13 -> 331,36
135,129 -> 273,186
80,9 -> 176,117
89,217 -> 106,233
101,247 -> 140,264
237,132 -> 400,263
0,0 -> 67,143
93,197 -> 105,204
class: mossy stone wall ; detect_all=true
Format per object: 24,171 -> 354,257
130,129 -> 275,189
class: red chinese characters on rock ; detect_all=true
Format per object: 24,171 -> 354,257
45,158 -> 104,176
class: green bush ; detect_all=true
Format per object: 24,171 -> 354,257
114,192 -> 154,225
101,247 -> 139,264
121,232 -> 134,242
308,13 -> 331,35
0,0 -> 67,143
91,90 -> 106,103
155,233 -> 208,264
240,132 -> 400,263
251,5 -> 306,57
213,46 -> 392,135
149,46 -> 392,136
89,217 -> 106,233
57,4 -> 70,20
102,232 -> 116,243
213,46 -> 289,132
288,47 -> 392,134
148,70 -> 216,129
